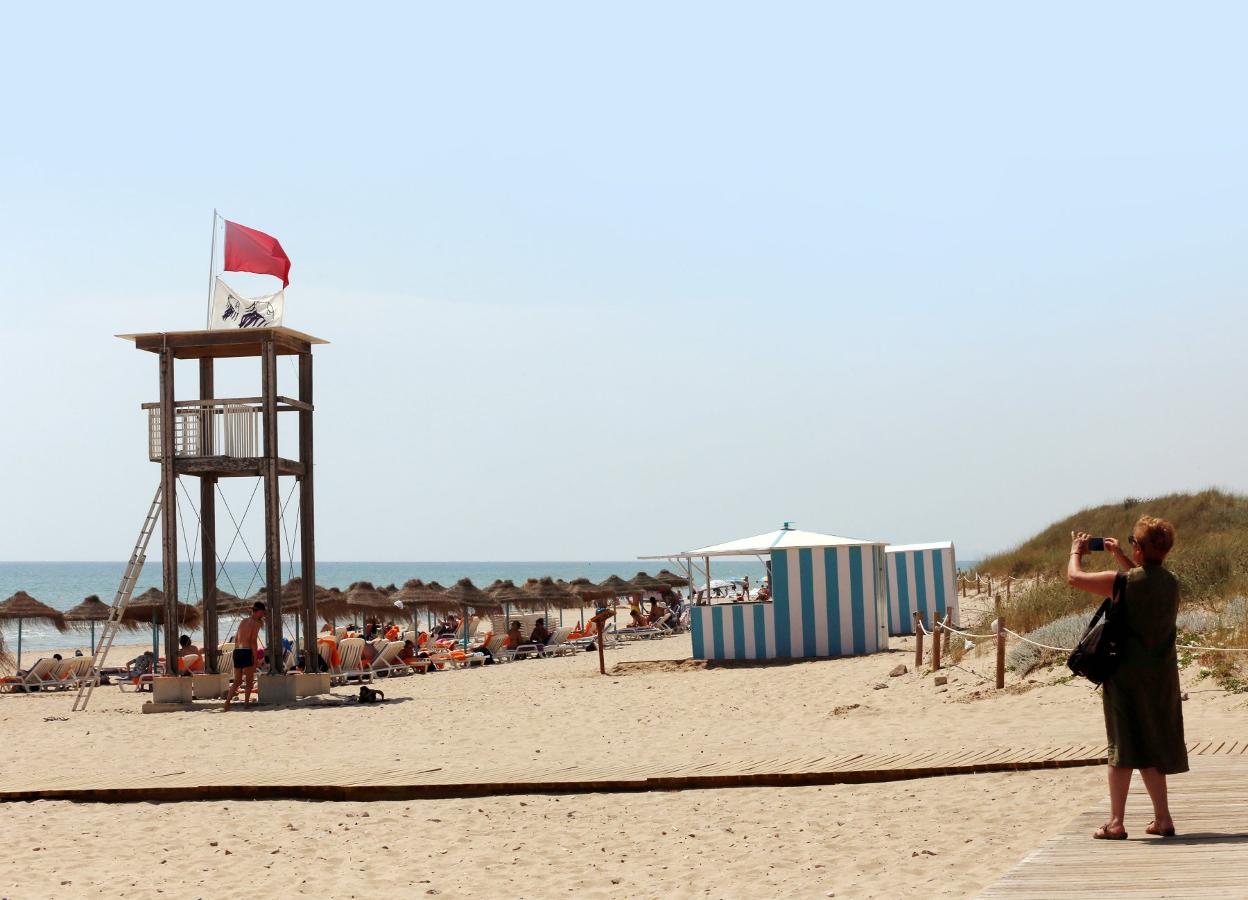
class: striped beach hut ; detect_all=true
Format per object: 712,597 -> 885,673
884,542 -> 958,635
644,526 -> 889,661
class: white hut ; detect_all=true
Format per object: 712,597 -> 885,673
643,525 -> 889,661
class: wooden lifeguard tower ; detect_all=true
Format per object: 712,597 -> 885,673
75,327 -> 327,709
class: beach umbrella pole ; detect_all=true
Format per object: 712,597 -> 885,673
16,619 -> 22,673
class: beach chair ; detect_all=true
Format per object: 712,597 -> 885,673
369,641 -> 409,677
539,626 -> 576,658
62,656 -> 96,688
2,658 -> 63,692
480,633 -> 507,663
333,638 -> 372,684
218,643 -> 236,684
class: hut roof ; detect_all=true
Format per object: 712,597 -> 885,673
0,591 -> 69,631
63,595 -> 112,622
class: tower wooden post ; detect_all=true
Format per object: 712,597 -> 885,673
260,338 -> 282,673
158,346 -> 179,667
298,351 -> 317,671
199,358 -> 219,672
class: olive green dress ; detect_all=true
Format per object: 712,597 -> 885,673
1102,564 -> 1188,774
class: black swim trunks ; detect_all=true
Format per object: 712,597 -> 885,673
233,647 -> 255,669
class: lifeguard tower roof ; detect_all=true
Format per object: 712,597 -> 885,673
117,327 -> 328,359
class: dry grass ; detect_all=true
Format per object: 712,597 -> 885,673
967,492 -> 1248,684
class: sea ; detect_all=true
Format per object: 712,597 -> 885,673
0,560 -> 767,655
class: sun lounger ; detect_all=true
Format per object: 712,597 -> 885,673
539,626 -> 577,658
369,640 -> 409,677
62,656 -> 96,688
1,658 -> 63,693
333,637 -> 372,684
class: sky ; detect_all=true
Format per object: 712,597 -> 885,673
2,2 -> 1247,562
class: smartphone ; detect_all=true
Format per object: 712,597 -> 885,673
1086,537 -> 1105,552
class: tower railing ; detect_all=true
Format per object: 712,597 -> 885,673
143,396 -> 308,460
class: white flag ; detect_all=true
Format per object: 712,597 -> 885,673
209,277 -> 284,330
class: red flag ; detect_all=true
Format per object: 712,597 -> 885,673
223,220 -> 291,287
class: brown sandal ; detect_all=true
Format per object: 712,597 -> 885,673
1094,823 -> 1128,840
1145,820 -> 1176,837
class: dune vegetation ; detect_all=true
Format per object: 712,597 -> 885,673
972,490 -> 1248,685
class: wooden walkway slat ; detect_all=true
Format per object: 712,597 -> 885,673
978,755 -> 1248,899
2,739 -> 1243,805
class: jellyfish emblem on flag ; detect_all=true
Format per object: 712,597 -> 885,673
210,277 -> 285,330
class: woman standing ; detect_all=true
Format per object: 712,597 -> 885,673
1067,516 -> 1186,840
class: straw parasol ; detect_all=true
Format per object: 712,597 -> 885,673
488,579 -> 532,604
524,577 -> 580,609
563,577 -> 612,601
442,578 -> 501,649
0,630 -> 11,672
629,571 -> 670,593
345,581 -> 398,624
656,568 -> 691,588
122,588 -> 202,628
63,595 -> 111,654
0,591 -> 68,672
317,587 -> 350,622
597,575 -> 641,597
121,587 -> 201,664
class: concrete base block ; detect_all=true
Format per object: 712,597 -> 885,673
257,674 -> 298,704
294,673 -> 331,698
192,673 -> 231,700
142,701 -> 197,714
151,676 -> 193,704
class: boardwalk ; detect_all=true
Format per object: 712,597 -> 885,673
979,753 -> 1248,899
2,739 -> 1244,805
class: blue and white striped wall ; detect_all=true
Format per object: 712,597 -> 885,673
690,544 -> 889,660
885,542 -> 957,636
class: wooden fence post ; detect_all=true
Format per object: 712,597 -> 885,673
914,611 -> 924,670
995,595 -> 1005,690
942,609 -> 952,655
1006,577 -> 1011,602
931,613 -> 942,670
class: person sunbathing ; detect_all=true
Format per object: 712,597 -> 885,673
177,635 -> 202,675
529,618 -> 551,646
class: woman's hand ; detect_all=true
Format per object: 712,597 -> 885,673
1104,537 -> 1134,571
1070,531 -> 1090,557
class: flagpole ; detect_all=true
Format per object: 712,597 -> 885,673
205,209 -> 219,328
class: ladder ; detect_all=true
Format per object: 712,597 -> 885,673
72,485 -> 164,712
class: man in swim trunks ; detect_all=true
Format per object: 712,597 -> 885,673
224,601 -> 266,709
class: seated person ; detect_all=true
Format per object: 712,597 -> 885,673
528,618 -> 551,646
384,622 -> 401,642
629,606 -> 648,628
124,651 -> 156,688
177,634 -> 202,674
503,620 -> 525,649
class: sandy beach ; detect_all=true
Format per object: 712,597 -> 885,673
3,609 -> 1246,899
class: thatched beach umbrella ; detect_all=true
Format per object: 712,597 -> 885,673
597,575 -> 641,598
0,591 -> 68,672
488,579 -> 532,632
443,578 -> 499,649
561,578 -> 611,630
0,630 -> 11,672
123,587 -> 201,663
656,568 -> 690,588
629,571 -> 669,594
345,581 -> 395,623
526,577 -> 580,609
63,595 -> 111,654
317,587 -> 350,623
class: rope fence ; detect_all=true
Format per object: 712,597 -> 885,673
909,594 -> 1248,690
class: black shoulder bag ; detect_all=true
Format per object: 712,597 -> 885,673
1067,572 -> 1127,686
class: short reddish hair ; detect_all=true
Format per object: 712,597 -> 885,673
1133,516 -> 1175,564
